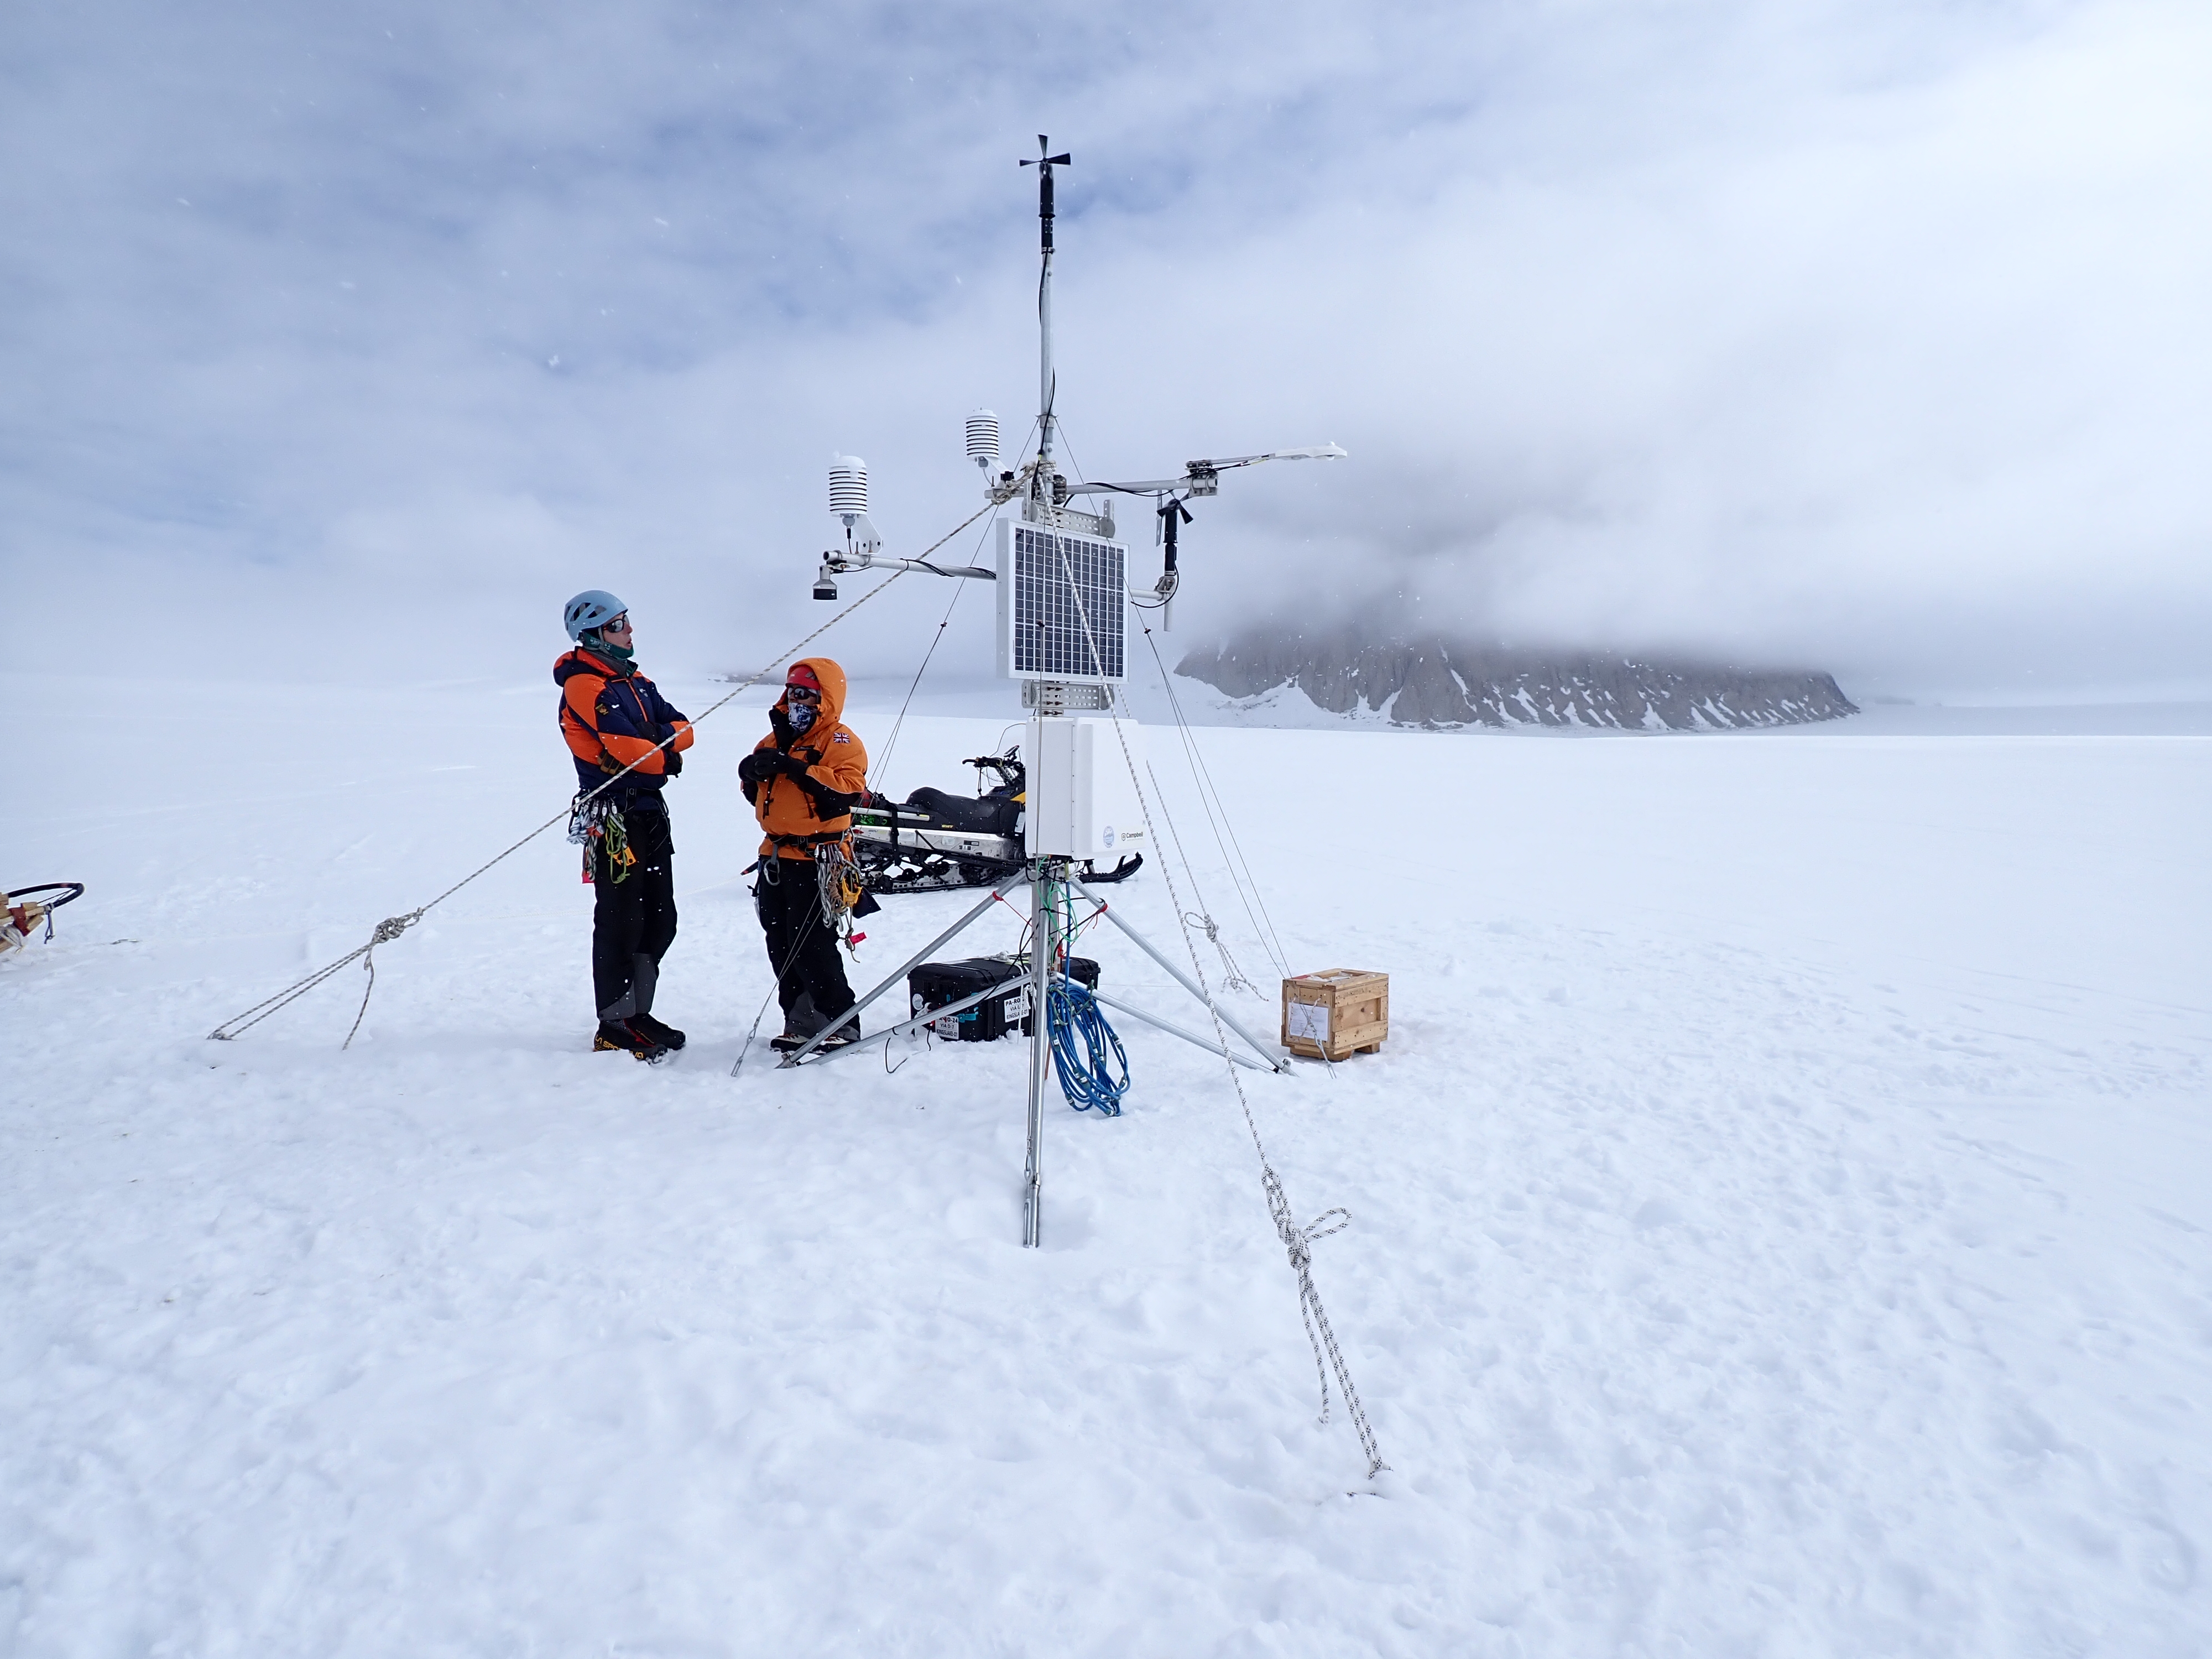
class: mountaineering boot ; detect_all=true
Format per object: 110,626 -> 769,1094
631,1012 -> 687,1050
768,992 -> 821,1053
774,1018 -> 858,1055
594,1018 -> 670,1062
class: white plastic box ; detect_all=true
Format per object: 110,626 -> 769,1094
1024,717 -> 1149,860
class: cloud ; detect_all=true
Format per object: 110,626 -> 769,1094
3,0 -> 2207,697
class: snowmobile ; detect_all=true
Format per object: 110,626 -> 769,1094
853,748 -> 1144,895
2,883 -> 84,957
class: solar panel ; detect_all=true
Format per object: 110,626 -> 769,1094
995,520 -> 1128,684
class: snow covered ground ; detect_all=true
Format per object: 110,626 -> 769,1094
4,668 -> 2208,1656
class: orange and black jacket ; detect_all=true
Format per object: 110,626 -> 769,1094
556,645 -> 695,807
747,655 -> 868,860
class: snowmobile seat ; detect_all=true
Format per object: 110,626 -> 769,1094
903,786 -> 1019,836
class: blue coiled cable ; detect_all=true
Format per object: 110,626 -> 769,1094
1048,977 -> 1130,1115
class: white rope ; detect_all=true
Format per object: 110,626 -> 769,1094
208,499 -> 999,1047
1047,531 -> 1386,1478
1182,907 -> 1254,995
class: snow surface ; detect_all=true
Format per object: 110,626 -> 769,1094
4,670 -> 2209,1656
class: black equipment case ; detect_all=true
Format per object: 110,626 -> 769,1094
909,956 -> 1100,1042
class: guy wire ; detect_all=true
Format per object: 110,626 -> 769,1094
1142,625 -> 1292,978
1045,530 -> 1386,1478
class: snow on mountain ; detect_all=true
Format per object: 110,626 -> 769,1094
1177,631 -> 1858,730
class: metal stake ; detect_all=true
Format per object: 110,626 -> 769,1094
1022,859 -> 1057,1247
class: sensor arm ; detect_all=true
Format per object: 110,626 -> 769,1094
1062,442 -> 1347,497
822,550 -> 996,582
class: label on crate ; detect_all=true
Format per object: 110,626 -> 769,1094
1287,1000 -> 1332,1042
1001,989 -> 1031,1022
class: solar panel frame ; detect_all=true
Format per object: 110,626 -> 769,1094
995,519 -> 1129,684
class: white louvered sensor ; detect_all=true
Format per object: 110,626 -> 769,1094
828,455 -> 869,521
965,410 -> 1000,470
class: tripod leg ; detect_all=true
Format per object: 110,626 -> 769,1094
1068,877 -> 1288,1072
779,869 -> 1025,1067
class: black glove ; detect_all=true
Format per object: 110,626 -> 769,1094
662,747 -> 683,777
776,752 -> 812,781
737,750 -> 778,785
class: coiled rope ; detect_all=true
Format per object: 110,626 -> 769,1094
1048,977 -> 1130,1114
206,500 -> 999,1048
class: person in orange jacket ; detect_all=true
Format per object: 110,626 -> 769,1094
557,590 -> 695,1059
737,658 -> 868,1051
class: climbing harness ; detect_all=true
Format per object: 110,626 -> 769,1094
1047,532 -> 1386,1479
567,794 -> 634,886
814,836 -> 870,957
207,497 -> 996,1047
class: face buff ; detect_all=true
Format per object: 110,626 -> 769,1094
787,700 -> 818,734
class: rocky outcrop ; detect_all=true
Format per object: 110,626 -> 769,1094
1176,632 -> 1857,730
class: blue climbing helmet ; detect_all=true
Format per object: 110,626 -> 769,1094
563,589 -> 627,641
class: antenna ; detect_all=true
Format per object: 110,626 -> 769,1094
1018,137 -> 1071,473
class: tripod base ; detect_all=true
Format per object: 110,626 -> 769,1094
783,863 -> 1285,1245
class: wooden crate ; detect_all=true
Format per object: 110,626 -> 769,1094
1281,969 -> 1389,1061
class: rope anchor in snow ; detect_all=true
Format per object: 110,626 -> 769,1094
207,908 -> 426,1048
1260,1168 -> 1382,1473
1183,910 -> 1254,994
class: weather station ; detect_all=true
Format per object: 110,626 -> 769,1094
194,133 -> 1385,1480
782,138 -> 1347,1256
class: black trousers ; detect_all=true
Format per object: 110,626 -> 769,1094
753,854 -> 855,1037
592,805 -> 677,1021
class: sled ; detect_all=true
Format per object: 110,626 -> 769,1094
853,749 -> 1143,895
2,882 -> 85,957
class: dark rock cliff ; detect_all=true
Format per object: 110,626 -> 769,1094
1175,632 -> 1858,730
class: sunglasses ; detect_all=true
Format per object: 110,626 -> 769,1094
785,684 -> 821,701
601,615 -> 633,634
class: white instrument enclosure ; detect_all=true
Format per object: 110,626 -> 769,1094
1023,717 -> 1148,859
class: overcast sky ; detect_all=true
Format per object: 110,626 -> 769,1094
4,0 -> 2208,698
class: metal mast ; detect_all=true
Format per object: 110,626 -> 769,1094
1020,137 -> 1071,471
1018,134 -> 1071,1248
